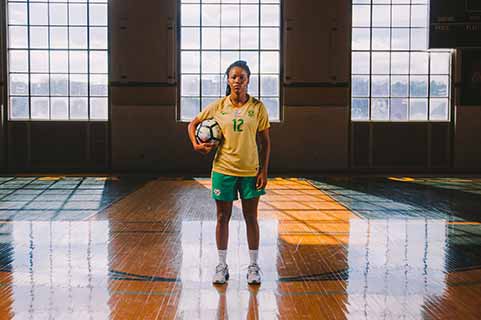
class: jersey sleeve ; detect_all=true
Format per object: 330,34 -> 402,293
257,102 -> 271,132
196,99 -> 219,121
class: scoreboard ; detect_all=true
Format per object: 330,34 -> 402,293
429,0 -> 481,48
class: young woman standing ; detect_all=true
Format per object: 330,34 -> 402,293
188,60 -> 271,285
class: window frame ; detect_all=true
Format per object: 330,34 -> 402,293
350,0 -> 454,122
177,0 -> 283,123
5,0 -> 110,122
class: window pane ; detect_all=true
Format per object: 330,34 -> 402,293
90,4 -> 108,26
90,27 -> 108,49
181,98 -> 200,120
30,51 -> 49,73
260,75 -> 279,96
262,98 -> 279,120
30,3 -> 48,25
90,98 -> 108,120
352,52 -> 370,74
410,52 -> 429,74
90,51 -> 108,73
202,51 -> 220,73
390,98 -> 408,120
430,53 -> 450,74
51,74 -> 69,96
241,5 -> 258,26
10,50 -> 29,72
430,76 -> 449,97
411,28 -> 427,50
202,75 -> 221,96
202,28 -> 221,49
352,5 -> 371,27
182,51 -> 201,73
182,28 -> 201,49
51,97 -> 69,120
260,28 -> 279,50
70,97 -> 88,119
50,27 -> 69,49
10,74 -> 29,96
410,98 -> 428,120
240,51 -> 259,73
352,28 -> 371,50
9,27 -> 28,48
391,5 -> 410,27
50,51 -> 69,73
411,5 -> 428,28
352,98 -> 369,120
31,74 -> 49,96
352,76 -> 370,97
391,76 -> 408,97
50,4 -> 68,25
261,5 -> 279,26
372,76 -> 389,97
202,5 -> 220,26
372,29 -> 390,50
410,76 -> 428,97
10,97 -> 29,119
241,28 -> 259,49
182,4 -> 200,26
222,5 -> 240,26
69,4 -> 87,26
70,51 -> 88,73
70,74 -> 88,96
9,3 -> 27,25
222,28 -> 240,49
391,28 -> 409,50
90,74 -> 108,96
70,27 -> 88,49
260,51 -> 279,73
248,74 -> 259,96
391,52 -> 409,74
31,97 -> 49,120
371,52 -> 390,74
372,5 -> 390,27
371,98 -> 389,120
221,52 -> 240,73
182,75 -> 200,96
30,27 -> 49,48
430,98 -> 449,120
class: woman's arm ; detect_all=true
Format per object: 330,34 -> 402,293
256,128 -> 271,189
188,117 -> 215,155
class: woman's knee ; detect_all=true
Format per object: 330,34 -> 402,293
243,212 -> 258,225
217,210 -> 232,224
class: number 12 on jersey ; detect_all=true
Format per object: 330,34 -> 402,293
233,118 -> 244,132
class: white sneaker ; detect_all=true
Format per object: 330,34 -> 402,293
213,263 -> 229,284
247,263 -> 261,285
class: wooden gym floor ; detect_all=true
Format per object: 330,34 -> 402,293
0,175 -> 480,319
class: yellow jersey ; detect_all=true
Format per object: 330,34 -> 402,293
197,95 -> 270,177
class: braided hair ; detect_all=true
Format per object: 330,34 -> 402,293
225,60 -> 251,96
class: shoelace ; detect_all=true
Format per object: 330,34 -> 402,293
247,264 -> 262,275
216,264 -> 228,273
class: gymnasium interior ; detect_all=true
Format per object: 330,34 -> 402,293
0,0 -> 480,319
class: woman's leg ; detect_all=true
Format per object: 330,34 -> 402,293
215,200 -> 233,250
241,197 -> 260,250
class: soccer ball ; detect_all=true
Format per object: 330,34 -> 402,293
195,118 -> 223,146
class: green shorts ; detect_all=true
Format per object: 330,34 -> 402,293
211,171 -> 266,201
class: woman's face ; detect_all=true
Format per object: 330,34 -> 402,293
228,66 -> 249,96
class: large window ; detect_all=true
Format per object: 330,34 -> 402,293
7,0 -> 109,121
179,0 -> 281,121
351,0 -> 452,121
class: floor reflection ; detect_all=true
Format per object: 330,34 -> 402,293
0,176 -> 479,319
